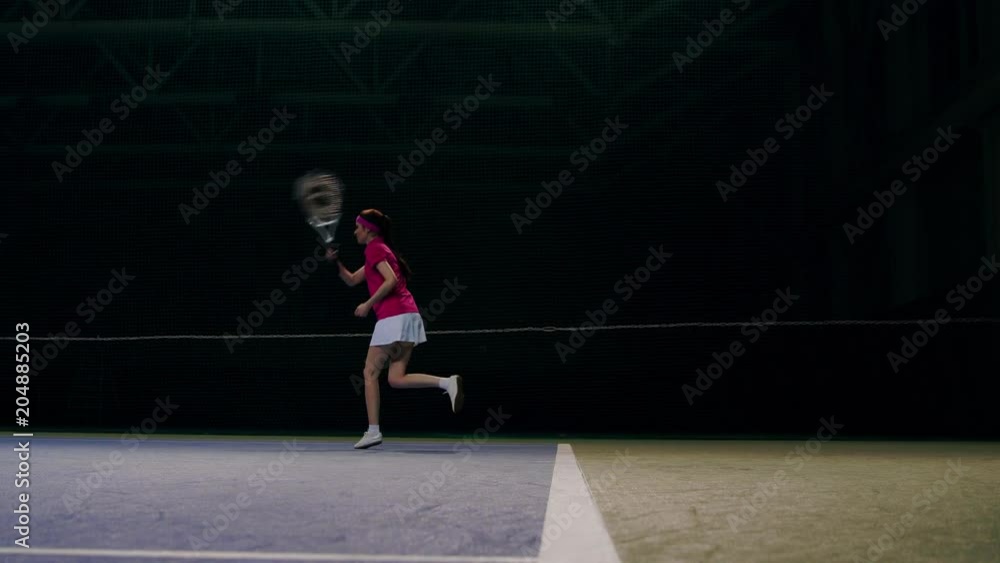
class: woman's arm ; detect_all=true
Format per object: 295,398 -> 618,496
365,261 -> 397,305
337,262 -> 365,287
326,248 -> 365,287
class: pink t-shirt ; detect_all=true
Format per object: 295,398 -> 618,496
364,238 -> 419,320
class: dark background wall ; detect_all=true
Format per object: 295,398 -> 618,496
2,0 -> 998,438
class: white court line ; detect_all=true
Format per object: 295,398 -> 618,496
536,444 -> 622,563
0,547 -> 535,562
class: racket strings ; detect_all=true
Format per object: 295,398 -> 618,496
305,190 -> 342,217
297,172 -> 344,220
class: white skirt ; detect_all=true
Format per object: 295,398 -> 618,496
370,313 -> 428,347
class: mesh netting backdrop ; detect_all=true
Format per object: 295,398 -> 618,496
2,1 -> 998,436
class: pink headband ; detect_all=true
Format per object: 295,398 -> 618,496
356,216 -> 380,233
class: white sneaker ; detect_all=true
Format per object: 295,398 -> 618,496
354,431 -> 383,449
444,375 -> 464,413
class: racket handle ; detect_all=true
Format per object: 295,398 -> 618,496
317,234 -> 338,251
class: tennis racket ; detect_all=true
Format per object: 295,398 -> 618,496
294,169 -> 345,251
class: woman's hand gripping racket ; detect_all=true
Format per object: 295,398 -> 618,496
294,170 -> 345,252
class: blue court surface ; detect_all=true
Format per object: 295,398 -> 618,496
0,437 -> 621,563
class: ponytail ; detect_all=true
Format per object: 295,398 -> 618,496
359,209 -> 413,280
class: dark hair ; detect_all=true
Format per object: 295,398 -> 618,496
359,208 -> 413,280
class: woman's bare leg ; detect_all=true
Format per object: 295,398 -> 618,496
363,346 -> 389,425
386,342 -> 464,412
385,342 -> 445,388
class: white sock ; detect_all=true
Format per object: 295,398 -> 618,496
437,377 -> 451,390
368,424 -> 380,434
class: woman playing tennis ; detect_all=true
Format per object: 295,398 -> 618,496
326,208 -> 464,449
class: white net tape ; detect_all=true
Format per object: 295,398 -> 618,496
9,318 -> 1000,341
